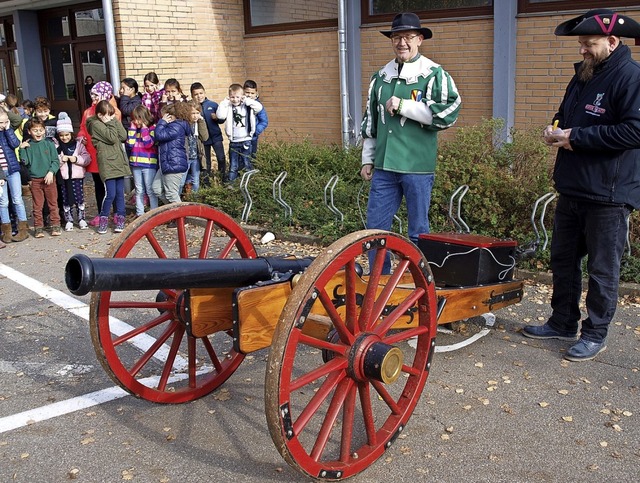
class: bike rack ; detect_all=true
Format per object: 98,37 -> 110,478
272,171 -> 292,221
323,175 -> 344,224
448,184 -> 471,233
240,169 -> 259,223
517,191 -> 556,259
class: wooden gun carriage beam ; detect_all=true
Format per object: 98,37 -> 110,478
64,203 -> 524,481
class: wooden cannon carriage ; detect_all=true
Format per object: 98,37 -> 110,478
64,203 -> 524,481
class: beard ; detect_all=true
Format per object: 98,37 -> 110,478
577,51 -> 609,82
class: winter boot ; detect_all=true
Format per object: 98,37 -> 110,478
1,223 -> 13,244
77,204 -> 88,229
97,216 -> 109,234
12,221 -> 29,242
114,214 -> 126,233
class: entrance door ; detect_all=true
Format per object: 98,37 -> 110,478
45,40 -> 108,124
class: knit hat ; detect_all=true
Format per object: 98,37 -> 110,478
90,81 -> 113,101
57,112 -> 74,133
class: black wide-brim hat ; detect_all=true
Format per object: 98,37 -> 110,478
555,8 -> 640,41
380,12 -> 433,39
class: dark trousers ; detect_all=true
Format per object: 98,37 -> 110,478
204,141 -> 227,181
548,195 -> 630,343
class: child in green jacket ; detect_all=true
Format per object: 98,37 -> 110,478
86,100 -> 131,234
19,118 -> 61,237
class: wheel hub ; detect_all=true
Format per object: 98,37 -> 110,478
349,334 -> 404,384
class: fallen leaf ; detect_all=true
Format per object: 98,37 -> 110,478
440,434 -> 450,440
562,416 -> 573,422
68,468 -> 80,479
599,441 -> 608,447
539,402 -> 549,408
80,437 -> 95,445
558,389 -> 569,395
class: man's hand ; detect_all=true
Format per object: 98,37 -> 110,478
44,172 -> 54,185
360,164 -> 373,181
385,96 -> 402,116
543,126 -> 573,151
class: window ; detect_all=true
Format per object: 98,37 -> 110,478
243,0 -> 338,34
519,0 -> 640,14
362,0 -> 493,24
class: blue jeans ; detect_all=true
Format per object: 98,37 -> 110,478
548,195 -> 630,343
366,169 -> 434,273
132,167 -> 158,216
183,158 -> 201,192
101,177 -> 125,217
228,141 -> 252,182
0,170 -> 28,223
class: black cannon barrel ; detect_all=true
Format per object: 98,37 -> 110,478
66,254 -> 313,296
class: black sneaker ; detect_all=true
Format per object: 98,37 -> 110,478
522,323 -> 578,341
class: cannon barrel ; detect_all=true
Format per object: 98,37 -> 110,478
66,253 -> 314,296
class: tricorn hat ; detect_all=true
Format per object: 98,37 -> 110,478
555,9 -> 640,42
380,12 -> 433,40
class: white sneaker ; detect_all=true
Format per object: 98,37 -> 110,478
78,219 -> 88,230
65,221 -> 74,232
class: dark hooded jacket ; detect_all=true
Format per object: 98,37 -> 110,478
553,44 -> 640,208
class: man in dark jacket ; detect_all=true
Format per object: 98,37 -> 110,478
523,9 -> 640,361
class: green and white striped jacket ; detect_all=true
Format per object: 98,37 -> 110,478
361,54 -> 461,174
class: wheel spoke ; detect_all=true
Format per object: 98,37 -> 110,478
112,311 -> 173,346
371,380 -> 401,414
188,335 -> 197,388
344,260 -> 359,333
145,230 -> 168,258
310,378 -> 353,462
219,237 -> 239,258
373,287 -> 425,337
318,289 -> 355,344
157,324 -> 185,391
201,335 -> 224,373
358,382 -> 377,446
358,247 -> 386,331
298,332 -> 349,355
290,355 -> 348,392
293,368 -> 346,436
129,320 -> 181,377
383,325 -> 429,345
366,259 -> 410,331
340,383 -> 358,462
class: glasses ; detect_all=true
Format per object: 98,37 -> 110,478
391,34 -> 420,44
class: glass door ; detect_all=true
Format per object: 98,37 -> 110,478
75,42 -> 108,112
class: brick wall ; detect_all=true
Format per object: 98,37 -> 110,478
244,31 -> 342,144
515,10 -> 640,129
113,0 -> 246,106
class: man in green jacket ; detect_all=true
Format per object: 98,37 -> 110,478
361,12 -> 461,272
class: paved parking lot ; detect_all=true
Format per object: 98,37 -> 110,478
0,222 -> 638,482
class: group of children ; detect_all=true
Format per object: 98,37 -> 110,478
0,73 -> 268,245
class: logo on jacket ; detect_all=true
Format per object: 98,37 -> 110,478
411,90 -> 423,102
585,93 -> 606,116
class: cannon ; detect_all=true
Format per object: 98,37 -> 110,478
65,202 -> 524,480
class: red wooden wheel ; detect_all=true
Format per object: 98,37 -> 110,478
90,203 -> 257,403
265,230 -> 437,480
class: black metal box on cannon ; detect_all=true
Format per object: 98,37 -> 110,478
417,233 -> 518,287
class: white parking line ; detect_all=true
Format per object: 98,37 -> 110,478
0,262 -> 186,369
0,262 -> 191,434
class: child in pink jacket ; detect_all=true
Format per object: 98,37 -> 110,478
56,112 -> 90,230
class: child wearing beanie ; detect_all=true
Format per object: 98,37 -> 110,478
56,112 -> 90,230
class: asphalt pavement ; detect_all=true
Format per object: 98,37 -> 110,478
0,219 -> 638,483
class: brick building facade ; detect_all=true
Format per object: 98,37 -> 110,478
1,1 -> 639,145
